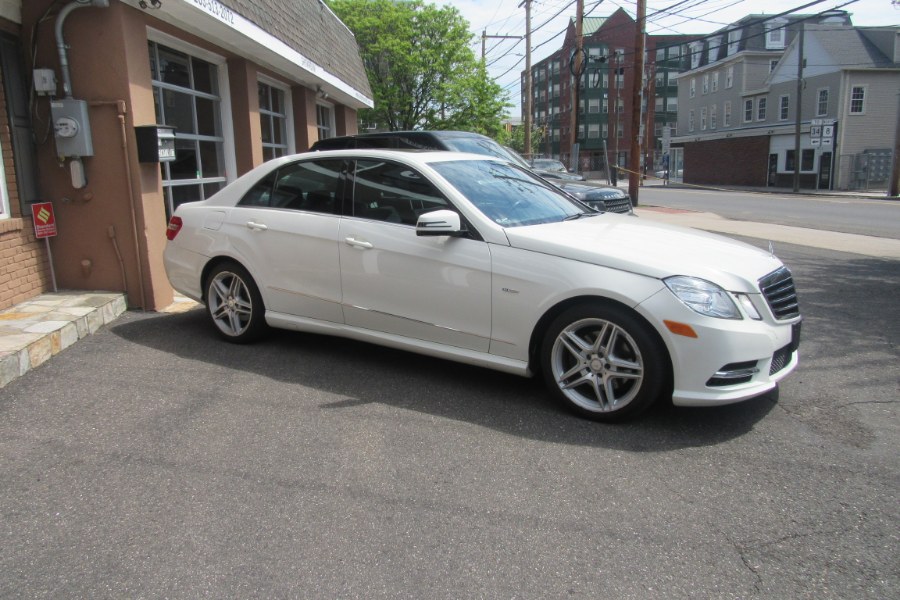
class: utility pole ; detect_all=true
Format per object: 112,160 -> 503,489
793,25 -> 805,193
611,51 -> 620,184
889,89 -> 900,197
645,57 -> 654,181
628,0 -> 646,206
521,0 -> 533,160
568,0 -> 584,171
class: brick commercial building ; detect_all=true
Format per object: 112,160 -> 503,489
524,8 -> 697,178
0,0 -> 371,311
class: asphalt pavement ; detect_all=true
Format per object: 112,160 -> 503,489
0,205 -> 897,598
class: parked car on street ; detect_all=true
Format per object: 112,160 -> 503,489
310,130 -> 633,214
164,150 -> 801,421
530,158 -> 584,181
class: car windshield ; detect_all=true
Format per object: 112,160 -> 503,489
441,137 -> 532,168
532,159 -> 567,172
430,160 -> 586,227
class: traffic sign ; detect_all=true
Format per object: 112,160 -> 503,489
32,202 -> 57,239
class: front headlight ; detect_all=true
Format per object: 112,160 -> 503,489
664,276 -> 741,319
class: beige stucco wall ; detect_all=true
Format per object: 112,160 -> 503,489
22,0 -> 362,309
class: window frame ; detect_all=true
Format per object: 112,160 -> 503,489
766,19 -> 786,50
757,97 -> 767,121
743,99 -> 753,123
257,75 -> 295,162
779,94 -> 790,121
816,88 -> 829,116
849,85 -> 866,115
147,30 -> 237,218
316,102 -> 336,140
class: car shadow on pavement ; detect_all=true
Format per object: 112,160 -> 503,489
111,309 -> 776,452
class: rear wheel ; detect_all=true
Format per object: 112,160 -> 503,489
205,262 -> 267,343
540,304 -> 667,421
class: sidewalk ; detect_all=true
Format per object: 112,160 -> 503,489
0,292 -> 201,389
634,206 -> 900,260
594,175 -> 896,201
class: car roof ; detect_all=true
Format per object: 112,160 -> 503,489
288,148 -> 506,166
324,130 -> 487,140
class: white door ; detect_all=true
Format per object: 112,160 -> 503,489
339,159 -> 492,351
224,159 -> 345,323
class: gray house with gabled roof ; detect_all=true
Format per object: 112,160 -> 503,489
668,11 -> 899,191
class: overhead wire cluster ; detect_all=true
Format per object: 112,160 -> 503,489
477,0 -> 877,103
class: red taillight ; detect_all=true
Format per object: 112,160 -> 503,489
166,216 -> 183,240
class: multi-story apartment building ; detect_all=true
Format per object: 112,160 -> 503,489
672,11 -> 899,191
523,8 -> 697,176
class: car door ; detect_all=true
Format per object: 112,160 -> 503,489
338,158 -> 492,352
224,158 -> 345,323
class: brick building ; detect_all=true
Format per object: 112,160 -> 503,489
0,0 -> 371,311
523,8 -> 697,177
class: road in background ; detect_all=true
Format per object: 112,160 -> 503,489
1,240 -> 897,599
636,186 -> 900,240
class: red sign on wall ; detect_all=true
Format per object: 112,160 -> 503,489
32,202 -> 58,239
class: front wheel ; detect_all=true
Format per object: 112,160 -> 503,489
205,262 -> 267,343
540,304 -> 668,422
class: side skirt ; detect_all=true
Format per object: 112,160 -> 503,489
266,311 -> 532,377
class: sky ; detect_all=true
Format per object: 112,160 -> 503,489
438,0 -> 893,114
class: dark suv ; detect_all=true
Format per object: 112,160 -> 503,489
310,131 -> 632,214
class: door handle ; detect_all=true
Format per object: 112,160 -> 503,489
246,221 -> 268,231
344,236 -> 373,250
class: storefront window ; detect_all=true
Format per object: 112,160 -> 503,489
317,104 -> 334,140
149,41 -> 227,217
259,82 -> 288,161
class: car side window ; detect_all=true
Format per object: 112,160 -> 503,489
351,160 -> 449,225
238,160 -> 344,214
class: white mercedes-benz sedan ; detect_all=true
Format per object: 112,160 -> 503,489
164,149 -> 801,421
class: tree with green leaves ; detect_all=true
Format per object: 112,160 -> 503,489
327,0 -> 509,134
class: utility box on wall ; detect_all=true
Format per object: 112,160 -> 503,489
50,99 -> 94,158
135,125 -> 177,163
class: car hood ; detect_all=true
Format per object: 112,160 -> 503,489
537,170 -> 584,181
503,215 -> 784,292
556,181 -> 625,196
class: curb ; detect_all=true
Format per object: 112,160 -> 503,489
0,292 -> 128,389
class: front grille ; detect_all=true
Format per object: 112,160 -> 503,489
587,196 -> 632,214
759,267 -> 800,320
770,343 -> 793,375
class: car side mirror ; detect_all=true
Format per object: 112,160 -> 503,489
416,209 -> 464,237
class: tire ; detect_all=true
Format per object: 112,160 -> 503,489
540,303 -> 668,422
204,262 -> 267,343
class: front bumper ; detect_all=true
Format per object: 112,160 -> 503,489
637,288 -> 801,406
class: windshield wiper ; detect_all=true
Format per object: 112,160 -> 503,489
563,212 -> 598,221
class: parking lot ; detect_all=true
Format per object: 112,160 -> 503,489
1,238 -> 897,599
